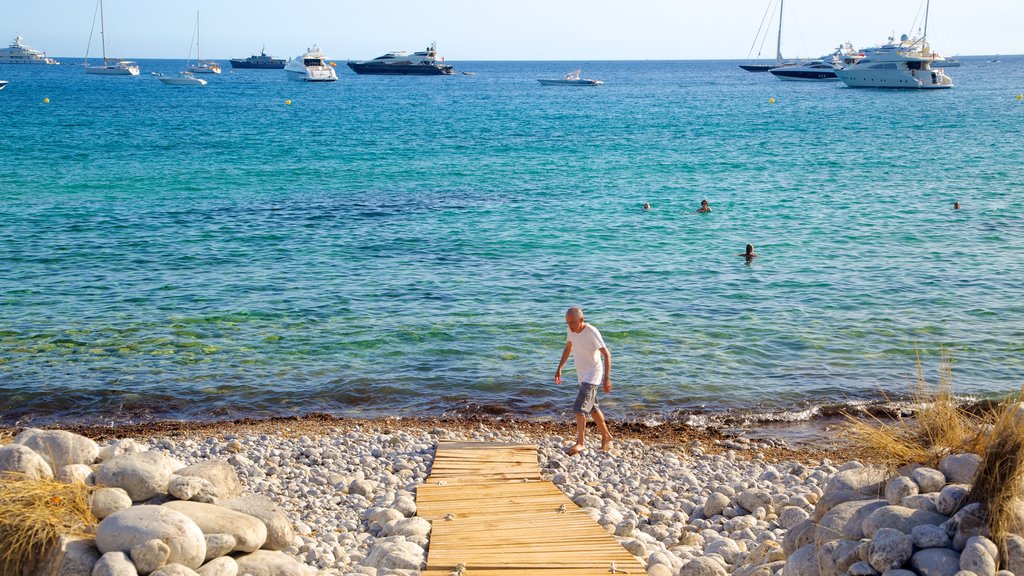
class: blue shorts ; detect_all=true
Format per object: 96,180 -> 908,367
572,383 -> 600,415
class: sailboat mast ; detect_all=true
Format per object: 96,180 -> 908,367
775,0 -> 784,65
923,0 -> 930,39
196,11 -> 201,62
99,0 -> 107,64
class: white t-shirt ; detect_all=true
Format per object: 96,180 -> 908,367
566,324 -> 607,385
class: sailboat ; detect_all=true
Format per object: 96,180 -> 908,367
185,12 -> 221,75
159,12 -> 208,86
740,0 -> 785,72
83,0 -> 139,76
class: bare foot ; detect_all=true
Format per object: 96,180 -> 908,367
600,436 -> 614,451
566,443 -> 585,456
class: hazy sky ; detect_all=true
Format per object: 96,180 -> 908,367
5,0 -> 1021,61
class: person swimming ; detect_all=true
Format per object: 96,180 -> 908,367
954,201 -> 960,210
643,202 -> 651,211
697,199 -> 711,213
739,244 -> 758,260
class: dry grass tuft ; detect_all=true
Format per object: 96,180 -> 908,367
968,385 -> 1024,569
0,474 -> 97,575
841,350 -> 981,468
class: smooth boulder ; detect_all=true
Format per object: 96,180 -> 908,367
218,495 -> 295,551
95,451 -> 185,502
95,505 -> 206,569
0,443 -> 54,480
173,461 -> 243,500
163,500 -> 267,553
14,428 -> 99,470
234,550 -> 315,576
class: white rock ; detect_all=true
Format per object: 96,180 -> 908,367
95,452 -> 185,502
681,556 -> 729,576
777,506 -> 810,529
196,557 -> 238,576
782,543 -> 820,576
381,517 -> 432,538
910,467 -> 947,494
130,538 -> 171,574
363,538 -> 425,571
92,487 -> 134,520
868,527 -> 913,572
95,505 -> 206,569
824,466 -> 888,498
163,501 -> 267,553
234,550 -> 316,576
705,492 -> 730,518
168,476 -> 218,503
737,489 -> 774,514
961,540 -> 997,576
912,548 -> 963,576
940,454 -> 982,485
92,551 -> 139,576
913,524 -> 952,549
0,443 -> 54,480
58,464 -> 96,485
937,485 -> 971,516
14,428 -> 99,470
647,564 -> 674,576
203,534 -> 236,562
885,477 -> 919,505
174,461 -> 244,500
861,505 -> 949,537
218,495 -> 295,551
150,565 -> 200,576
1006,535 -> 1024,576
98,439 -> 147,462
819,539 -> 860,576
816,499 -> 887,545
42,535 -> 101,576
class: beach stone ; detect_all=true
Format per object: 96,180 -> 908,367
783,519 -> 816,557
38,534 -> 101,576
98,439 -> 147,462
912,548 -> 962,576
131,538 -> 171,574
819,539 -> 861,576
815,490 -> 878,522
646,564 -> 673,576
886,477 -> 919,505
937,485 -> 971,516
621,537 -> 647,558
235,550 -> 314,575
824,466 -> 888,499
862,505 -> 949,537
782,543 -> 820,576
910,468 -> 947,494
14,428 -> 99,470
940,454 -> 982,484
777,506 -> 810,530
381,517 -> 432,538
0,443 -> 54,480
706,538 -> 742,564
848,561 -> 879,576
349,478 -> 373,498
901,494 -> 939,512
951,503 -> 990,550
203,534 -> 236,562
883,570 -> 918,576
196,557 -> 238,576
363,539 -> 425,572
705,492 -> 730,517
868,528 -> 913,572
913,524 -> 952,549
961,539 -> 997,576
93,551 -> 138,576
968,536 -> 999,563
219,491 -> 294,549
163,501 -> 267,553
574,494 -> 603,510
1006,535 -> 1024,575
816,499 -> 887,545
58,464 -> 96,485
681,556 -> 729,576
150,565 -> 200,576
92,487 -> 134,520
95,451 -> 185,502
393,495 -> 416,517
737,489 -> 774,514
168,476 -> 218,503
174,461 -> 243,500
95,505 -> 206,569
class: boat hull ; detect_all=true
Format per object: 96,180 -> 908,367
537,79 -> 603,86
84,64 -> 139,76
285,69 -> 337,82
769,69 -> 838,81
739,64 -> 774,72
836,68 -> 953,89
346,62 -> 453,75
0,80 -> 7,90
230,59 -> 285,69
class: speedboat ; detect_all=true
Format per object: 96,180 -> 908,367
836,34 -> 952,89
0,36 -> 59,64
0,80 -> 8,90
284,45 -> 337,82
230,47 -> 285,69
538,70 -> 604,86
347,42 -> 453,75
158,72 -> 207,86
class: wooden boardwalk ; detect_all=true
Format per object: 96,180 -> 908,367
417,441 -> 647,575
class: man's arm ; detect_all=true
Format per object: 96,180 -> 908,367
600,347 -> 611,393
554,341 -> 572,384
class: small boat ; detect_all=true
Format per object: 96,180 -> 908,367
185,12 -> 221,75
83,0 -> 139,76
284,44 -> 338,82
461,71 -> 476,76
0,36 -> 59,65
230,47 -> 285,69
0,80 -> 8,90
159,72 -> 207,86
538,69 -> 603,86
347,42 -> 454,75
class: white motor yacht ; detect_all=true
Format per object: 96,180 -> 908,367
284,45 -> 337,82
0,36 -> 59,64
538,70 -> 604,86
158,72 -> 207,86
836,34 -> 952,89
347,42 -> 453,75
769,43 -> 862,82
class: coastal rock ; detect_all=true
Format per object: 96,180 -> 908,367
57,464 -> 95,485
93,551 -> 139,576
92,487 -> 134,520
782,543 -> 820,576
868,528 -> 913,572
218,495 -> 293,550
937,485 -> 971,516
95,505 -> 206,569
174,461 -> 243,500
98,439 -> 147,462
783,519 -> 816,556
885,477 -> 919,505
901,494 -> 939,512
680,556 -> 729,576
646,564 -> 674,576
848,561 -> 879,576
960,538 -> 997,576
363,538 -> 425,572
819,539 -> 861,576
910,468 -> 947,494
951,503 -> 990,550
150,565 -> 200,576
380,517 -> 431,538
1005,534 -> 1024,575
705,492 -> 730,518
940,454 -> 982,485
814,490 -> 878,522
824,467 -> 888,499
168,476 -> 218,503
816,499 -> 887,545
14,428 -> 99,470
621,537 -> 647,558
39,535 -> 101,576
203,534 -> 236,562
196,557 -> 238,576
95,452 -> 185,502
911,548 -> 962,576
777,506 -> 810,529
0,443 -> 54,480
163,501 -> 267,553
130,538 -> 171,574
862,505 -> 949,537
912,524 -> 952,549
737,489 -> 774,514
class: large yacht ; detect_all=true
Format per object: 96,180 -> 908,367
230,48 -> 285,69
347,42 -> 453,75
836,34 -> 952,89
0,36 -> 59,65
769,43 -> 863,82
284,45 -> 337,82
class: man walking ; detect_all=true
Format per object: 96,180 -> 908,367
554,306 -> 613,455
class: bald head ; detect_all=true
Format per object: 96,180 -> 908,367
566,306 -> 584,320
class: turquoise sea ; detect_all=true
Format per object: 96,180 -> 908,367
2,57 -> 1023,427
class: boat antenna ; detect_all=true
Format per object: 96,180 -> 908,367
84,0 -> 100,65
